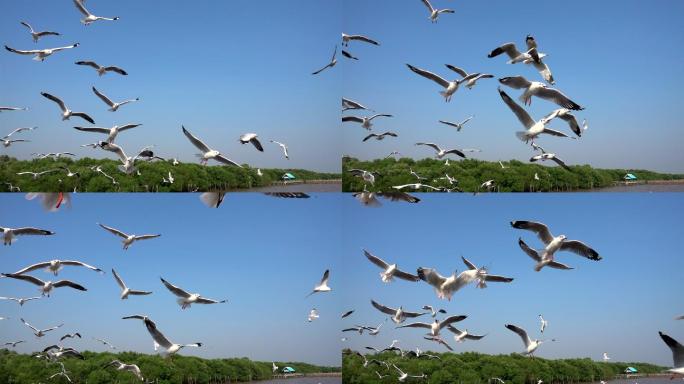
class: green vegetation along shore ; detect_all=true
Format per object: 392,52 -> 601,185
342,157 -> 684,193
0,349 -> 340,383
0,156 -> 341,192
343,350 -> 666,384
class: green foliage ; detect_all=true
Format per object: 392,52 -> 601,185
0,155 -> 340,192
342,156 -> 684,193
0,349 -> 340,384
342,349 -> 666,384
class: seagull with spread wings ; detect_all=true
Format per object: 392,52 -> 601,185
498,88 -> 569,143
75,60 -> 127,76
1,274 -> 86,296
5,43 -> 79,62
20,21 -> 60,43
363,249 -> 419,283
312,46 -> 337,75
91,87 -> 139,112
160,277 -> 226,309
505,323 -> 554,356
306,269 -> 331,297
73,0 -> 119,25
40,92 -> 94,123
407,64 -> 476,102
20,318 -> 63,337
420,0 -> 455,23
182,126 -> 242,167
0,226 -> 54,246
499,76 -> 583,110
371,299 -> 426,324
98,223 -> 161,250
12,259 -> 103,276
112,269 -> 152,300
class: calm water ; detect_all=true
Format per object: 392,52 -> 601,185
245,378 -> 341,384
242,182 -> 341,192
596,183 -> 684,192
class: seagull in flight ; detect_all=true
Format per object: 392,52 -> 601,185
343,114 -> 393,130
498,88 -> 569,143
12,259 -> 103,276
312,46 -> 337,75
0,226 -> 54,246
93,337 -> 117,349
140,317 -> 202,355
422,305 -> 447,318
447,325 -> 487,343
342,98 -> 372,112
0,296 -> 41,306
92,87 -> 139,112
160,277 -> 227,309
539,315 -> 548,333
269,140 -> 289,159
420,0 -> 455,23
5,43 -> 79,61
104,360 -> 144,381
182,126 -> 242,167
97,223 -> 161,250
60,333 -> 82,341
342,33 -> 380,46
407,64 -> 476,102
306,269 -> 331,297
530,152 -> 572,171
41,92 -> 94,123
439,116 -> 473,131
371,299 -> 426,324
445,65 -> 493,89
20,318 -> 63,337
112,269 -> 152,300
542,108 -> 587,137
505,323 -> 554,356
499,76 -> 583,110
602,352 -> 611,361
488,35 -> 553,83
417,256 -> 513,300
3,340 -> 25,348
75,60 -> 127,76
415,142 -> 465,159
659,331 -> 684,378
239,133 -> 264,152
20,21 -> 60,43
363,249 -> 419,283
396,315 -> 467,337
1,274 -> 86,296
73,0 -> 119,25
363,131 -> 398,142
349,169 -> 380,186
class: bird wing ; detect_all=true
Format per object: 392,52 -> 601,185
104,66 -> 128,75
111,269 -> 126,290
40,93 -> 67,112
549,155 -> 572,171
557,113 -> 581,137
439,315 -> 468,328
3,273 -> 44,286
73,0 -> 92,16
362,133 -> 378,142
415,142 -> 442,152
396,322 -> 431,329
445,64 -> 468,77
406,64 -> 449,88
416,267 -> 447,288
319,269 -> 330,286
160,277 -> 191,298
659,331 -> 684,368
195,297 -> 226,304
534,87 -> 583,110
70,112 -> 95,124
73,126 -> 111,134
484,274 -> 514,283
498,76 -> 532,89
541,128 -> 570,138
20,21 -> 34,32
133,234 -> 161,241
250,138 -> 264,152
488,43 -> 521,59
370,299 -> 397,315
444,149 -> 466,158
53,280 -> 87,291
5,46 -> 40,55
12,227 -> 54,237
517,238 -> 541,262
98,223 -> 129,238
21,318 -> 40,332
505,324 -> 532,347
529,48 -> 555,84
363,249 -> 390,269
13,262 -> 52,274
559,240 -> 600,260
393,268 -> 420,282
348,35 -> 380,45
461,256 -> 477,270
214,154 -> 242,167
144,319 -> 173,350
498,88 -> 535,129
510,221 -> 554,244
548,260 -> 574,270
118,124 -> 143,132
92,87 -> 114,107
342,116 -> 364,123
128,290 -> 152,296
182,126 -> 211,153
75,61 -> 100,69
438,120 -> 459,128
61,260 -> 102,273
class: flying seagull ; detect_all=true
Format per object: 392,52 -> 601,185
75,60 -> 127,76
1,274 -> 86,296
342,98 -> 372,112
363,249 -> 419,283
20,21 -> 60,43
499,76 -> 583,110
306,269 -> 331,297
73,0 -> 119,25
0,106 -> 28,112
488,35 -> 553,83
0,226 -> 54,246
269,140 -> 289,159
498,88 -> 569,143
349,169 -> 380,186
239,133 -> 263,152
542,108 -> 587,137
407,64 -> 476,102
0,296 -> 41,306
3,340 -> 25,348
60,333 -> 82,341
342,33 -> 380,46
104,360 -> 144,381
505,323 -> 554,356
98,223 -> 161,250
141,317 -> 202,355
420,0 -> 455,23
182,126 -> 242,167
415,142 -> 465,159
342,114 -> 393,130
602,352 -> 611,361
12,259 -> 103,276
307,308 -> 319,322
447,325 -> 487,343
2,137 -> 29,147
658,331 -> 684,378
439,116 -> 473,131
445,65 -> 493,89
363,131 -> 398,142
160,277 -> 226,309
530,152 -> 572,171
92,87 -> 139,112
512,220 -> 601,271
312,46 -> 337,75
422,305 -> 447,318
417,256 -> 513,300
41,92 -> 95,123
112,269 -> 152,299
20,318 -> 63,337
200,192 -> 226,208
342,50 -> 359,60
371,299 -> 426,324
396,315 -> 467,337
5,43 -> 79,61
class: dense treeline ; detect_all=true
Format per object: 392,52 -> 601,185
0,156 -> 340,192
0,349 -> 340,383
343,350 -> 666,384
342,157 -> 684,193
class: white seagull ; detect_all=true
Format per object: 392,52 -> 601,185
342,114 -> 393,130
40,92 -> 95,123
602,352 -> 611,361
0,226 -> 54,246
447,325 -> 487,343
542,108 -> 587,137
342,98 -> 372,112
363,249 -> 419,283
371,299 -> 426,324
74,124 -> 142,143
659,332 -> 684,378
488,35 -> 553,83
98,223 -> 161,250
539,315 -> 548,333
422,305 -> 447,318
104,360 -> 144,381
0,106 -> 28,112
73,0 -> 119,25
312,46 -> 337,75
98,142 -> 139,174
439,116 -> 473,131
92,87 -> 139,111
348,169 -> 380,186
415,142 -> 465,159
308,308 -> 319,322
407,64 -> 476,102
141,317 -> 202,355
0,296 -> 41,306
420,0 -> 455,23
269,140 -> 289,159
239,133 -> 264,152
445,65 -> 494,89
160,277 -> 226,309
12,259 -> 103,276
20,318 -> 63,337
530,152 -> 572,171
49,362 -> 72,382
1,274 -> 87,296
342,33 -> 380,46
505,324 -> 554,356
20,21 -> 60,43
75,60 -> 127,76
93,337 -> 117,349
499,76 -> 583,110
498,88 -> 569,143
396,315 -> 467,337
182,126 -> 242,167
306,269 -> 331,297
5,43 -> 79,62
112,269 -> 152,300
363,131 -> 398,142
3,340 -> 25,348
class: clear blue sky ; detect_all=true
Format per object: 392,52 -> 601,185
342,0 -> 684,173
340,193 -> 684,366
1,0 -> 341,172
0,193 -> 342,366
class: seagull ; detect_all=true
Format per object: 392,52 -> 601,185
420,0 -> 455,23
417,256 -> 513,300
141,317 -> 202,355
306,269 -> 331,297
410,168 -> 427,181
35,152 -> 77,161
498,88 -> 569,143
135,146 -> 166,162
602,352 -> 611,361
445,65 -> 494,89
2,138 -> 30,148
527,46 -> 555,84
269,140 -> 289,159
49,362 -> 72,382
312,46 -> 337,75
112,269 -> 152,300
659,331 -> 684,378
20,318 -> 63,337
371,299 -> 426,324
531,142 -> 546,153
104,360 -> 144,381
4,182 -> 21,192
439,116 -> 473,131
488,35 -> 553,83
342,98 -> 372,112
542,108 -> 587,137
366,339 -> 402,353
182,126 -> 242,167
348,169 -> 380,186
505,324 -> 554,356
422,305 -> 447,318
415,142 -> 465,159
341,33 -> 380,46
0,296 -> 41,306
3,340 -> 25,348
511,220 -> 601,271
60,333 -> 81,341
91,87 -> 139,112
40,92 -> 94,123
92,337 -> 116,349
272,362 -> 279,373
475,180 -> 496,194
363,249 -> 419,283
534,172 -> 540,181
75,60 -> 127,76
360,322 -> 385,336
98,223 -> 161,250
239,133 -> 263,152
392,183 -> 442,191
90,165 -> 118,185
200,192 -> 226,208
447,325 -> 487,343
12,260 -> 103,276
499,76 -> 583,110
308,308 -> 319,322
20,21 -> 61,43
1,274 -> 86,296
42,345 -> 84,360
160,277 -> 226,309
362,131 -> 398,142
99,142 -> 141,174
407,64 -> 476,102
539,315 -> 548,333
5,43 -> 79,61
530,152 -> 571,171
343,114 -> 393,130
385,151 -> 401,159
0,226 -> 54,245
0,106 -> 28,113
676,315 -> 684,320
396,315 -> 467,337
73,0 -> 119,25
342,50 -> 359,60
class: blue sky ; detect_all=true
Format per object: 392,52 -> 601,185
340,193 -> 684,366
0,193 -> 342,366
1,0 -> 340,172
342,0 -> 684,173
